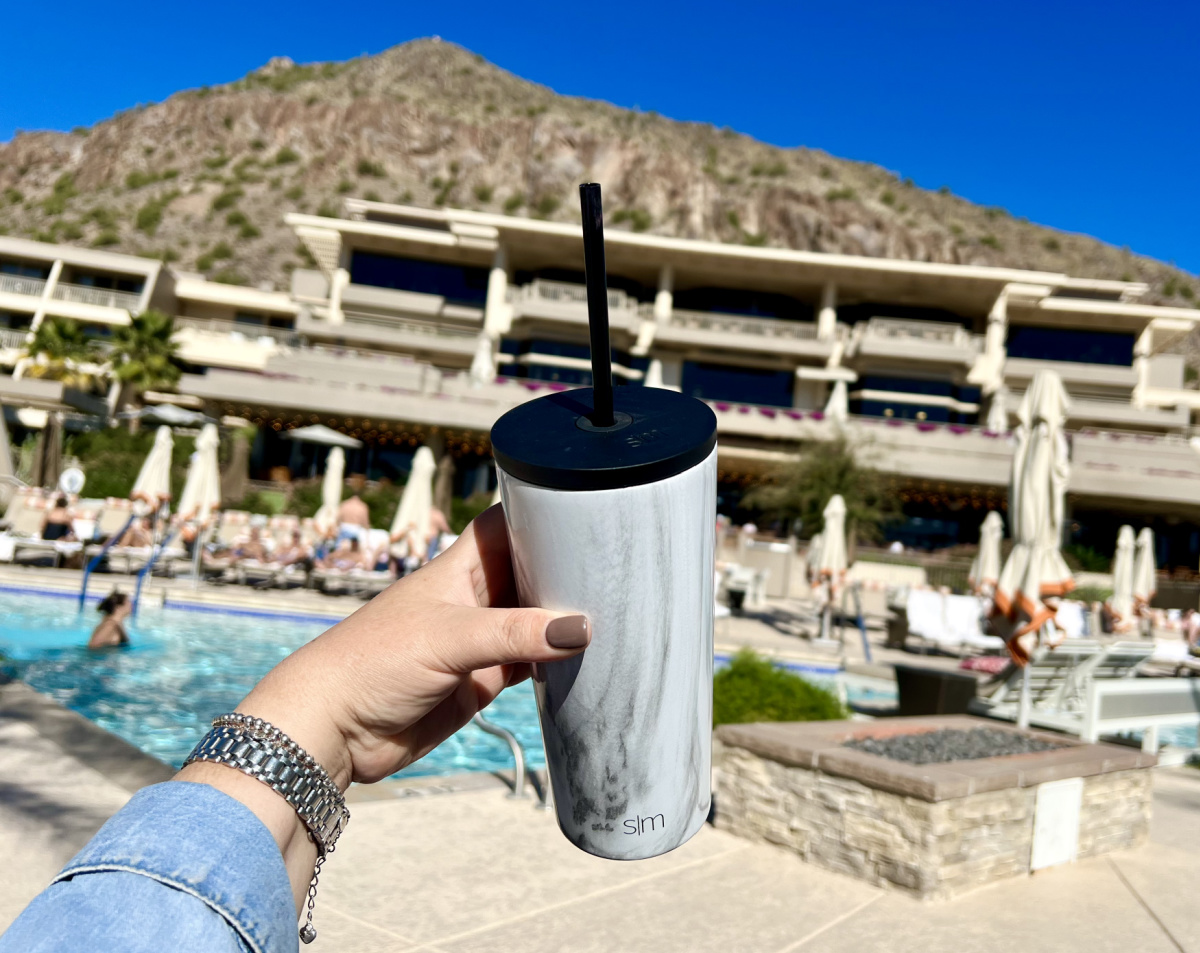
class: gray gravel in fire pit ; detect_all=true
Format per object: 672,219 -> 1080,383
843,728 -> 1067,764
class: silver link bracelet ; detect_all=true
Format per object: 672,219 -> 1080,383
185,713 -> 351,943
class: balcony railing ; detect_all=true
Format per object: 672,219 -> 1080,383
508,279 -> 635,314
51,282 -> 142,312
668,308 -> 821,341
0,274 -> 47,298
342,311 -> 480,341
861,317 -> 980,349
0,328 -> 30,349
174,316 -> 301,347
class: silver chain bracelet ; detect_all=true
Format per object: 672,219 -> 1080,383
185,713 -> 351,943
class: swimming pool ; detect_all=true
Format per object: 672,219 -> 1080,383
0,587 -> 550,778
0,587 -> 898,777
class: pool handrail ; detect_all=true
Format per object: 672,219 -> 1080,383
132,526 -> 181,617
471,712 -> 539,802
78,513 -> 137,611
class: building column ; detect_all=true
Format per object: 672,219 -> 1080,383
30,260 -> 63,333
328,267 -> 349,326
1132,326 -> 1153,407
816,282 -> 837,340
970,286 -> 1008,393
483,245 -> 512,337
653,265 -> 674,323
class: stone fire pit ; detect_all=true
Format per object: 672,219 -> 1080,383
713,715 -> 1156,899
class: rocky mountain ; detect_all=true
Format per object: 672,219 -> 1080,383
1,37 -> 1197,328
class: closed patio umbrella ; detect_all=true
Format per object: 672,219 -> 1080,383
1132,527 -> 1157,611
390,446 -> 436,545
178,424 -> 222,524
313,446 -> 345,533
993,370 -> 1074,670
815,495 -> 847,638
969,510 -> 1004,595
1109,525 -> 1136,624
824,380 -> 849,423
816,497 -> 847,581
131,425 -> 174,505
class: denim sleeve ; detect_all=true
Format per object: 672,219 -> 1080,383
0,781 -> 297,953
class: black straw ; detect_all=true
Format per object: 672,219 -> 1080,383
579,183 -> 614,427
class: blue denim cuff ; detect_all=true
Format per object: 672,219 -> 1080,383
53,781 -> 296,953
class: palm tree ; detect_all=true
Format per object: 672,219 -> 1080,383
109,309 -> 182,412
743,434 -> 898,556
23,318 -> 104,391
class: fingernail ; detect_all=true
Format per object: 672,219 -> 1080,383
546,615 -> 590,649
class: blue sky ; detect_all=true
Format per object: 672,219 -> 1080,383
3,0 -> 1196,273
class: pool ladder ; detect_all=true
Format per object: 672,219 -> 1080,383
471,713 -> 550,807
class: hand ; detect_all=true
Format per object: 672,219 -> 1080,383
178,504 -> 589,909
238,503 -> 591,787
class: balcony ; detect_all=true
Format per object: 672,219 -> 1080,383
0,328 -> 30,350
173,317 -> 295,372
175,316 -> 300,347
51,282 -> 142,312
339,283 -> 483,325
301,309 -> 481,359
507,279 -> 639,331
1003,357 -> 1138,389
0,274 -> 47,299
853,317 -> 983,365
654,308 -> 833,358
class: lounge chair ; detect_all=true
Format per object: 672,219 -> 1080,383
903,589 -> 1006,655
970,640 -> 1164,742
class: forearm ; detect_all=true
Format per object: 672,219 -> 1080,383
176,656 -> 355,913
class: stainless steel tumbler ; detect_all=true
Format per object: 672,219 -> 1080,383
492,385 -> 717,860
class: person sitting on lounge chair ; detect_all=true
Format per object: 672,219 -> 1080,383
233,528 -> 270,563
275,530 -> 313,569
42,496 -> 75,542
118,518 -> 153,548
320,537 -> 367,572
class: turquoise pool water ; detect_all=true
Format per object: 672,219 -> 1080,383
0,587 -> 904,777
0,588 -> 547,778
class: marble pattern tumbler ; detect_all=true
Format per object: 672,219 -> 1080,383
492,385 -> 717,860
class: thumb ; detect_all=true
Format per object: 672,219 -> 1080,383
430,605 -> 591,674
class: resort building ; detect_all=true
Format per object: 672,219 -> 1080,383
2,202 -> 1199,567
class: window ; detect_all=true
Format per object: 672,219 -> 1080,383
235,311 -> 294,331
0,312 -> 32,330
837,302 -> 973,329
681,361 -> 794,407
0,260 -> 50,279
512,268 -> 654,302
1006,326 -> 1134,366
70,271 -> 144,294
673,286 -> 812,321
349,252 -> 488,307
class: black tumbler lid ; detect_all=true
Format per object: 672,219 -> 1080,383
491,386 -> 717,491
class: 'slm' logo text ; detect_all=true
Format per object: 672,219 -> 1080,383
623,813 -> 666,835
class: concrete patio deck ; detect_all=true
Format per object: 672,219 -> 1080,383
1,677 -> 1197,953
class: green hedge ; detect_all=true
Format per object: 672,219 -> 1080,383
713,649 -> 846,726
65,427 -> 194,500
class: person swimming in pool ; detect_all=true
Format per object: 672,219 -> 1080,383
88,590 -> 131,649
